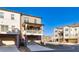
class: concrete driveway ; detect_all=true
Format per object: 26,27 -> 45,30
27,44 -> 54,52
0,45 -> 19,52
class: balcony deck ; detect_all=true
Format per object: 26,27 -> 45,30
23,30 -> 43,35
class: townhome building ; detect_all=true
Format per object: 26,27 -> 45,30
53,24 -> 79,44
0,9 -> 43,47
21,14 -> 43,44
53,27 -> 63,42
0,9 -> 21,47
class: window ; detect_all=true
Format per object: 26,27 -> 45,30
24,19 -> 29,23
11,14 -> 15,20
0,12 -> 4,18
24,17 -> 29,23
12,26 -> 15,32
75,28 -> 77,31
75,33 -> 78,36
55,30 -> 57,32
55,35 -> 57,37
34,19 -> 37,24
24,17 -> 26,20
65,29 -> 68,31
1,25 -> 8,32
65,34 -> 68,36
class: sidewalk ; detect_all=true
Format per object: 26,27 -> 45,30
45,42 -> 79,45
27,44 -> 54,52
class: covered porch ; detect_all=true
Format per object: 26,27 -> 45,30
27,35 -> 42,44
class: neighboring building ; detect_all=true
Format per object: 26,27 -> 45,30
0,9 -> 21,46
20,14 -> 43,44
0,9 -> 43,47
53,24 -> 79,43
43,35 -> 52,43
53,27 -> 63,42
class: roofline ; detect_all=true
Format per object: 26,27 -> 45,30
55,27 -> 63,29
0,8 -> 42,18
0,8 -> 21,14
64,24 -> 79,27
22,13 -> 42,18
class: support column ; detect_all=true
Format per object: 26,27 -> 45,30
41,35 -> 43,42
77,34 -> 79,44
16,34 -> 19,48
41,26 -> 43,43
77,38 -> 79,44
0,25 -> 1,32
58,36 -> 60,43
63,38 -> 66,43
25,24 -> 27,31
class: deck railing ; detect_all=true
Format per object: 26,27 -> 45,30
25,30 -> 43,35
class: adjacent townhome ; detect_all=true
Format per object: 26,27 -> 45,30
53,27 -> 63,42
0,9 -> 21,47
53,24 -> 79,44
20,14 -> 43,44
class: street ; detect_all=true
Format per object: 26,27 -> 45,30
43,44 -> 79,52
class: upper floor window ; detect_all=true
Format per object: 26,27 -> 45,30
24,17 -> 29,23
75,28 -> 77,31
55,30 -> 57,32
24,19 -> 29,23
34,19 -> 37,24
65,29 -> 68,31
11,14 -> 15,20
0,12 -> 4,18
65,34 -> 68,36
55,35 -> 57,37
75,33 -> 78,36
1,25 -> 8,32
12,25 -> 15,32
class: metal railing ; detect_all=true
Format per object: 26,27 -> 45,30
26,30 -> 42,34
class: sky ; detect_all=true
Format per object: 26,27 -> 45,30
1,7 -> 79,36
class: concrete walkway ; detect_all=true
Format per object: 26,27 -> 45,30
0,45 -> 19,52
27,44 -> 54,52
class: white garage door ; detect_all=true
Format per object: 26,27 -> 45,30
0,35 -> 16,46
1,37 -> 16,45
2,40 -> 15,45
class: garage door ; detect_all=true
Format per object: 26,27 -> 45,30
68,39 -> 77,43
0,34 -> 16,46
2,38 -> 15,45
2,41 -> 15,45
